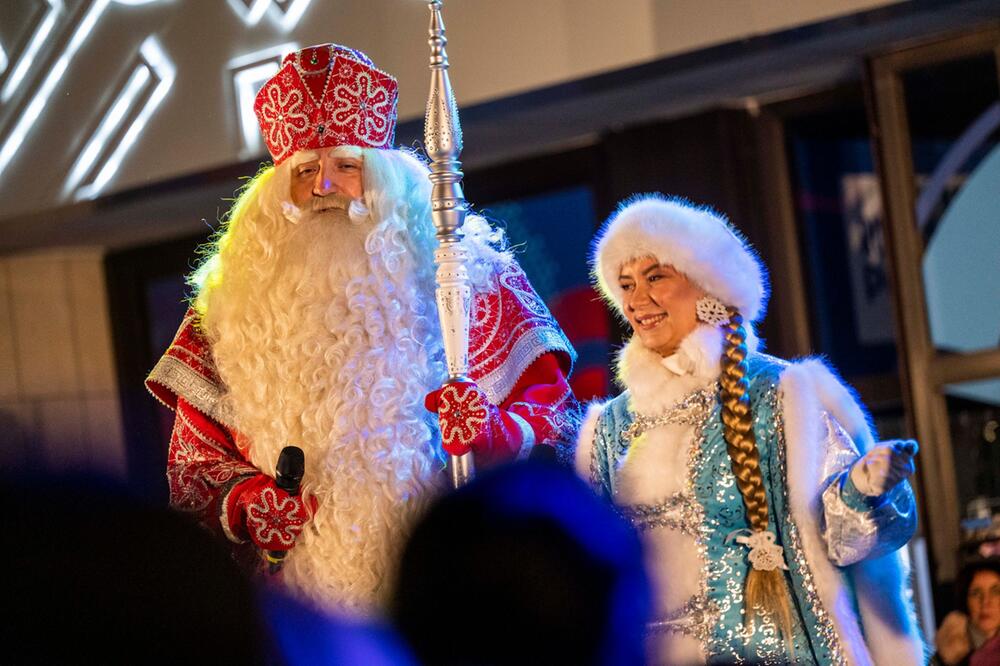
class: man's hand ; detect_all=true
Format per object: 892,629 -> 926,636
236,475 -> 316,552
425,381 -> 502,457
849,439 -> 918,497
935,611 -> 971,665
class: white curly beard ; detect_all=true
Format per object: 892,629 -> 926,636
202,201 -> 447,616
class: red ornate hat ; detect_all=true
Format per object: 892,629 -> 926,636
254,44 -> 398,165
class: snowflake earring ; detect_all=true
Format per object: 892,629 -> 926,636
695,296 -> 730,327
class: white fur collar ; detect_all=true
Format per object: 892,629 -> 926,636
616,325 -> 725,414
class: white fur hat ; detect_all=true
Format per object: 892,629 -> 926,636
592,194 -> 769,322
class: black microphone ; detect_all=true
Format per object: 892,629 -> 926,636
267,445 -> 305,575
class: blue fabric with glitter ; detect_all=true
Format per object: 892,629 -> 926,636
692,355 -> 834,664
591,353 -> 848,664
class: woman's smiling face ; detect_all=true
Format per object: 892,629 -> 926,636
618,256 -> 707,358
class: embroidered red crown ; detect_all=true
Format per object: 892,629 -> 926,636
254,44 -> 398,165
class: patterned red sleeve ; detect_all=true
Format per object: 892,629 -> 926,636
166,397 -> 260,542
147,309 -> 260,540
146,308 -> 234,425
503,352 -> 579,439
496,352 -> 581,465
468,261 -> 576,406
463,260 -> 581,466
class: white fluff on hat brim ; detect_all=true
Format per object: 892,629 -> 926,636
592,194 -> 769,322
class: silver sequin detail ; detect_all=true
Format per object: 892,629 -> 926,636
677,396 -> 718,651
621,384 -> 718,444
148,354 -> 235,427
640,388 -> 719,653
647,593 -> 719,642
697,381 -> 796,663
620,492 -> 702,537
588,424 -> 603,493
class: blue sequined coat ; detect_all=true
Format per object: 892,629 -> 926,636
577,332 -> 925,666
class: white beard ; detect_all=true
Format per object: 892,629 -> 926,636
202,203 -> 447,615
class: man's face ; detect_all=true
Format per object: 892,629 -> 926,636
289,146 -> 364,206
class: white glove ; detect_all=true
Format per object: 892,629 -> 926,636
849,440 -> 917,497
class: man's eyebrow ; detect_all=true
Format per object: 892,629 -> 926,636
642,264 -> 664,277
331,145 -> 363,159
290,152 -> 319,168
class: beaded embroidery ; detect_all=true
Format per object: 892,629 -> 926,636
620,493 -> 702,537
621,384 -> 718,443
254,44 -> 399,164
647,593 -> 719,642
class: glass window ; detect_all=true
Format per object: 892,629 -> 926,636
785,94 -> 899,377
902,54 -> 1000,356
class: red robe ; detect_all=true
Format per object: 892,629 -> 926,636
147,260 -> 579,552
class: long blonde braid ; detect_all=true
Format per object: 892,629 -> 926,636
719,312 -> 793,639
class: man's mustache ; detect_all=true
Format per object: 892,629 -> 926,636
308,193 -> 353,213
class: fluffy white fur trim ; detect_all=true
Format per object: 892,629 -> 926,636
593,195 -> 769,321
614,324 -> 759,412
575,401 -> 606,480
615,326 -> 724,412
780,359 -> 924,666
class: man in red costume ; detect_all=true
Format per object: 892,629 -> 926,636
146,44 -> 579,615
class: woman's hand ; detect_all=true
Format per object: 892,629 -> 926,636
935,610 -> 971,665
849,439 -> 917,497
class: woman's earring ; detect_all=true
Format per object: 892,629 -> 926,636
695,296 -> 730,327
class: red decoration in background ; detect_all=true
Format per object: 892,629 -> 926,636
550,285 -> 612,401
571,367 -> 610,403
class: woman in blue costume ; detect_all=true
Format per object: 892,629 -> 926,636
576,195 -> 926,665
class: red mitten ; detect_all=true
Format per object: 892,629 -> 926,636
425,357 -> 580,465
426,381 -> 496,457
425,381 -> 514,459
231,475 -> 316,552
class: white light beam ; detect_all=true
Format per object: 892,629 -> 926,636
0,0 -> 110,177
228,42 -> 295,155
63,64 -> 150,197
76,36 -> 175,199
234,63 -> 278,155
269,0 -> 312,31
227,0 -> 270,27
1,0 -> 64,104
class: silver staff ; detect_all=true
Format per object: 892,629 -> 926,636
425,0 -> 474,488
